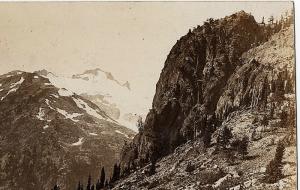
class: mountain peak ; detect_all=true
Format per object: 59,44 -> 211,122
0,70 -> 136,189
34,69 -> 57,77
72,68 -> 131,90
122,81 -> 131,90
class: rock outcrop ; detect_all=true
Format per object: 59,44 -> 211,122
216,26 -> 295,120
121,11 -> 265,165
116,12 -> 295,190
120,11 -> 294,173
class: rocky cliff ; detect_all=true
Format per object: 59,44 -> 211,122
121,11 -> 268,165
113,11 -> 296,190
118,11 -> 295,189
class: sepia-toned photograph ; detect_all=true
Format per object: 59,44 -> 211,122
0,1 -> 296,189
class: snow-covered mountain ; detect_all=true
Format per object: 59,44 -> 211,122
36,68 -> 148,131
0,70 -> 135,189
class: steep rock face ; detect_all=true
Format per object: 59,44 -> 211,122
216,26 -> 295,119
121,11 -> 267,165
115,22 -> 295,190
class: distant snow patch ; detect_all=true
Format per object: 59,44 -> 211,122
58,88 -> 74,96
45,99 -> 55,110
115,130 -> 129,138
56,108 -> 83,122
34,76 -> 39,79
0,77 -> 25,101
12,77 -> 25,86
43,125 -> 49,129
36,108 -> 45,120
0,84 -> 2,87
73,97 -> 105,120
6,87 -> 18,94
71,137 -> 84,146
51,94 -> 59,98
89,132 -> 98,136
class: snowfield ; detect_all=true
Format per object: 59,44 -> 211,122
43,125 -> 49,129
56,108 -> 83,122
71,137 -> 84,146
115,130 -> 130,139
73,97 -> 105,120
89,132 -> 98,136
0,77 -> 25,101
43,70 -> 149,131
58,88 -> 74,97
36,108 -> 45,120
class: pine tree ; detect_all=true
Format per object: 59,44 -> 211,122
86,174 -> 92,190
91,185 -> 95,190
287,106 -> 296,144
95,180 -> 101,190
217,126 -> 233,149
274,142 -> 285,165
52,184 -> 60,190
280,111 -> 288,128
77,181 -> 82,190
137,116 -> 144,133
275,73 -> 285,102
265,142 -> 285,183
262,16 -> 265,24
149,158 -> 156,176
268,15 -> 274,24
100,167 -> 105,188
132,160 -> 137,170
121,164 -> 130,177
269,103 -> 274,119
111,163 -> 120,183
261,115 -> 269,130
238,136 -> 249,159
261,76 -> 269,111
203,126 -> 212,148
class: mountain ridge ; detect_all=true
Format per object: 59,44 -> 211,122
0,70 -> 135,190
37,68 -> 147,131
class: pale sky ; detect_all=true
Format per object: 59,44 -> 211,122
0,1 -> 293,99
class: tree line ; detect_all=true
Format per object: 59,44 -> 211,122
51,163 -> 122,190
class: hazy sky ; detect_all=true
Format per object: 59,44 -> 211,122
0,1 -> 293,98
